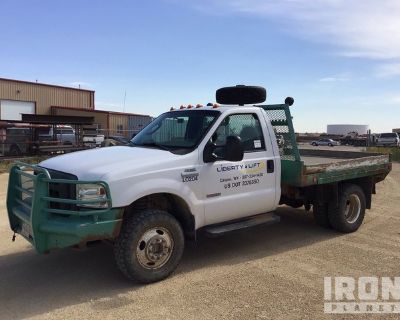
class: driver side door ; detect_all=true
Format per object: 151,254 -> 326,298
200,111 -> 277,225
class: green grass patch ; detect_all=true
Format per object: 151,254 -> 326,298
366,147 -> 400,162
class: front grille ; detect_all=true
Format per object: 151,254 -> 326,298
46,169 -> 78,211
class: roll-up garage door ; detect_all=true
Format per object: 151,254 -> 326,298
0,100 -> 35,121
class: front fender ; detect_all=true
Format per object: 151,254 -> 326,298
109,177 -> 205,229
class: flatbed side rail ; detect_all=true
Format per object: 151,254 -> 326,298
304,154 -> 390,175
7,162 -> 113,253
302,154 -> 391,186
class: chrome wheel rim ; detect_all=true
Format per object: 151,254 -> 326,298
344,194 -> 361,224
136,227 -> 174,269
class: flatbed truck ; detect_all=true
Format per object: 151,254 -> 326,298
7,86 -> 391,283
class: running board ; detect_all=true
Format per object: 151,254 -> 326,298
204,212 -> 280,237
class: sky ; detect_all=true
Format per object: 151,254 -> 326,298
0,0 -> 399,133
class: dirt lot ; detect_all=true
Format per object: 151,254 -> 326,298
1,165 -> 399,320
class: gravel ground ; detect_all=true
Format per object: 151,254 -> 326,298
0,164 -> 399,320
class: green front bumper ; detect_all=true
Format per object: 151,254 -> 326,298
7,162 -> 123,253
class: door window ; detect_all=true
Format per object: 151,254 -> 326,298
212,113 -> 265,157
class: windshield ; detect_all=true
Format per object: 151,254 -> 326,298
131,110 -> 220,153
380,133 -> 397,138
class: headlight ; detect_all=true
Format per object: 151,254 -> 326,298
76,184 -> 108,208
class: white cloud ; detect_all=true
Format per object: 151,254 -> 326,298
69,81 -> 94,89
185,0 -> 400,61
387,95 -> 400,104
319,73 -> 351,82
96,101 -> 122,111
375,63 -> 400,78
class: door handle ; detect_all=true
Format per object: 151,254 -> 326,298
267,160 -> 274,173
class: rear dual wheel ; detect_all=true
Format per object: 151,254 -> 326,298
313,184 -> 366,233
313,202 -> 330,228
328,184 -> 366,233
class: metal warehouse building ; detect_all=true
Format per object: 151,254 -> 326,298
327,124 -> 369,135
0,78 -> 94,120
0,77 -> 151,137
52,106 -> 152,137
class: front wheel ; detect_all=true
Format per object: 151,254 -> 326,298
114,209 -> 184,283
328,184 -> 366,233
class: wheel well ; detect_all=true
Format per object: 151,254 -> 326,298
342,177 -> 373,209
124,193 -> 195,239
299,177 -> 373,209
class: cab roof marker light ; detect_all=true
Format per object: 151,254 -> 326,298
196,104 -> 203,108
187,104 -> 193,109
180,105 -> 185,110
170,107 -> 175,111
213,104 -> 219,108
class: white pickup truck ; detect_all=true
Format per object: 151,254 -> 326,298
7,86 -> 391,283
376,132 -> 400,147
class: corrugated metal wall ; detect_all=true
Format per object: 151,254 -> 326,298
0,78 -> 94,115
52,107 -> 152,138
128,115 -> 152,134
109,114 -> 129,137
52,107 -> 108,131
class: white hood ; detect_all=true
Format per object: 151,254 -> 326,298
39,146 -> 182,181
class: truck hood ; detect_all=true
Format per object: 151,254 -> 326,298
39,146 -> 183,181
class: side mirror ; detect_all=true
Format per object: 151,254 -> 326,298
225,135 -> 244,161
203,135 -> 244,163
203,141 -> 218,163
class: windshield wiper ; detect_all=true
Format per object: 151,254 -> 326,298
131,142 -> 172,151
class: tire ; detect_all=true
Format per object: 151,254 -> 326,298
328,184 -> 366,233
312,142 -> 317,146
328,143 -> 333,147
313,202 -> 331,228
216,85 -> 266,105
9,145 -> 22,156
284,198 -> 304,208
114,209 -> 184,283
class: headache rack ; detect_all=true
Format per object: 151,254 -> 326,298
7,162 -> 112,253
260,104 -> 300,162
259,103 -> 391,187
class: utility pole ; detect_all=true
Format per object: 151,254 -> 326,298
123,90 -> 127,113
